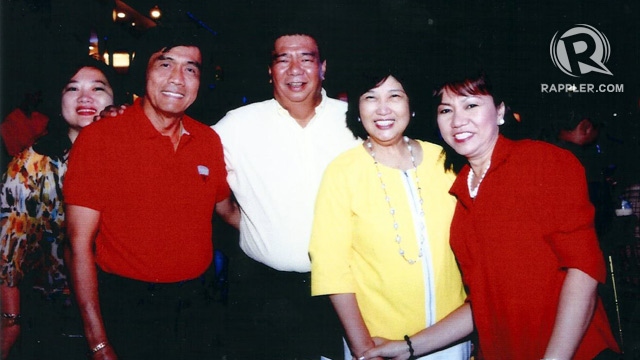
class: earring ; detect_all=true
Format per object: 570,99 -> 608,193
269,78 -> 272,84
411,111 -> 416,118
498,118 -> 505,125
357,117 -> 361,122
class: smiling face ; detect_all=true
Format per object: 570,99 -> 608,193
269,35 -> 326,110
436,87 -> 505,166
143,46 -> 201,119
61,66 -> 114,137
359,75 -> 411,147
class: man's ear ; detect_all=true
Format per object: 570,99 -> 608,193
320,60 -> 326,81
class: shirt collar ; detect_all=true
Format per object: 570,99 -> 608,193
130,97 -> 194,140
130,98 -> 159,139
450,135 -> 515,208
274,88 -> 328,122
485,134 -> 515,172
181,123 -> 191,136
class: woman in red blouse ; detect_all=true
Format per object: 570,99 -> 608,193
363,72 -> 619,360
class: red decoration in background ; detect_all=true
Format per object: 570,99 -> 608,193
1,109 -> 49,156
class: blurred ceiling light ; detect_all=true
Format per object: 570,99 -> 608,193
150,6 -> 161,19
117,11 -> 126,19
113,52 -> 130,68
103,52 -> 110,66
88,30 -> 99,58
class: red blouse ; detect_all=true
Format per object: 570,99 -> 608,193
449,136 -> 619,359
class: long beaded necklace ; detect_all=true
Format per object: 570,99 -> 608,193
467,161 -> 491,199
366,136 -> 426,265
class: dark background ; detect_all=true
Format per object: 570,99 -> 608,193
3,0 -> 639,182
1,1 -> 640,357
2,0 -> 639,124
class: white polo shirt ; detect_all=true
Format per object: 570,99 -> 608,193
213,90 -> 360,272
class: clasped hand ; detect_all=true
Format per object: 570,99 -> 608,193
360,337 -> 411,360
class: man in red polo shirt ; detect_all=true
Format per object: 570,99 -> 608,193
64,29 -> 229,359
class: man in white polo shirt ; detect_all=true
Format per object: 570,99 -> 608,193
213,30 -> 359,359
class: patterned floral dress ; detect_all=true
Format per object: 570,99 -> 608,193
0,146 -> 68,295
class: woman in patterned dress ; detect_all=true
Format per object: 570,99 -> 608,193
1,57 -> 118,359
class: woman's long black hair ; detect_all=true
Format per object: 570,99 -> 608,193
32,57 -> 121,161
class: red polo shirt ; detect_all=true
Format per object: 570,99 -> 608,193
64,99 -> 229,282
449,136 -> 619,359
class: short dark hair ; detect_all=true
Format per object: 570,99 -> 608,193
433,71 -> 503,107
265,22 -> 326,64
432,70 -> 504,173
128,26 -> 208,96
345,63 -> 419,140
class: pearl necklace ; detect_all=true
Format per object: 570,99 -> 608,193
366,136 -> 426,265
467,161 -> 491,199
